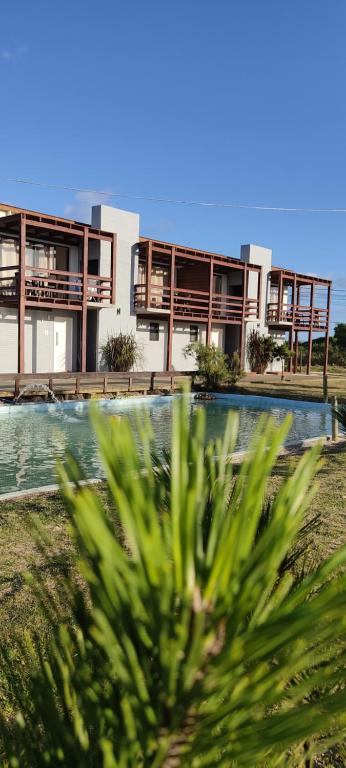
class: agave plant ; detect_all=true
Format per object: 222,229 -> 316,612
1,396 -> 346,767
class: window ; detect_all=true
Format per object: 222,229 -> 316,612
149,322 -> 159,341
190,325 -> 198,342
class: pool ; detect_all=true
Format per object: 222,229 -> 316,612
0,394 -> 331,496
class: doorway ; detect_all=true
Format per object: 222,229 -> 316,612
53,317 -> 71,372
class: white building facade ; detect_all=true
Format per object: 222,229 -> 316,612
0,202 -> 331,375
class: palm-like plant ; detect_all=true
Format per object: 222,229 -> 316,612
1,396 -> 346,767
333,403 -> 346,433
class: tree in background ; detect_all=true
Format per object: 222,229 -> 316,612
1,397 -> 346,766
101,331 -> 142,372
273,341 -> 294,379
334,323 -> 346,351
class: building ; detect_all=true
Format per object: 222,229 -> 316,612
0,202 -> 331,375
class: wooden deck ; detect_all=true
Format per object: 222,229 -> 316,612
0,371 -> 192,398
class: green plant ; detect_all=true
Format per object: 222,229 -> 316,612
246,330 -> 277,373
101,331 -> 141,372
1,397 -> 346,767
184,342 -> 238,389
273,341 -> 294,379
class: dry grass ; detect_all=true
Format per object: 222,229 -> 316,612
234,371 -> 346,403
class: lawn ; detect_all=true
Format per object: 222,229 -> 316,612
1,443 -> 345,647
0,442 -> 345,763
235,370 -> 346,403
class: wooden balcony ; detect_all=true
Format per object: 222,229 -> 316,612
267,302 -> 329,330
0,265 -> 113,310
134,283 -> 259,323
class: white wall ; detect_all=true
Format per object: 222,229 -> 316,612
240,244 -> 273,372
135,318 -> 168,371
172,323 -> 207,371
0,309 -> 78,374
91,205 -> 139,370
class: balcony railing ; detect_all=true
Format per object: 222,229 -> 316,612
0,265 -> 112,308
134,283 -> 259,322
267,302 -> 329,330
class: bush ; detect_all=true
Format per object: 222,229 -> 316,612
101,331 -> 141,371
1,398 -> 346,766
247,330 -> 277,373
184,342 -> 241,389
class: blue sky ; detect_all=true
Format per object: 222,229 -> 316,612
1,0 -> 346,328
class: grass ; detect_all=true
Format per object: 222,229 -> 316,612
1,444 -> 345,643
234,370 -> 346,403
0,443 -> 345,763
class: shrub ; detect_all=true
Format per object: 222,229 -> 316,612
247,329 -> 277,373
101,331 -> 141,371
1,397 -> 346,766
184,342 -> 241,389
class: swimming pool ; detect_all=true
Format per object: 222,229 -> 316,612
0,394 -> 331,496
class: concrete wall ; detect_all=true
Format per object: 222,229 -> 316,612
135,318 -> 168,371
171,322 -> 206,370
91,205 -> 139,370
240,244 -> 273,372
0,309 -> 78,374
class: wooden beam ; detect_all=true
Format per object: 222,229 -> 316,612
239,264 -> 248,368
81,228 -> 88,372
306,282 -> 315,375
289,273 -> 297,372
207,258 -> 213,344
111,233 -> 117,305
167,247 -> 175,371
146,241 -> 152,309
323,283 -> 332,375
18,215 -> 26,374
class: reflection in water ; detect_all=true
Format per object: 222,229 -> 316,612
0,395 -> 331,495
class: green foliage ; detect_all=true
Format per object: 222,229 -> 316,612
300,336 -> 346,368
101,331 -> 141,372
246,330 -> 277,373
184,342 -> 240,389
334,323 -> 346,352
1,397 -> 346,766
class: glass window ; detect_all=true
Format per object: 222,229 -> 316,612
149,322 -> 159,341
190,325 -> 198,342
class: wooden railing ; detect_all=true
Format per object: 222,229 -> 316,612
0,265 -> 113,308
267,303 -> 329,329
0,371 -> 192,398
134,284 -> 260,322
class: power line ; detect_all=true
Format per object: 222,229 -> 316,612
3,177 -> 346,214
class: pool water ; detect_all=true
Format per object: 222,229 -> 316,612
0,394 -> 331,496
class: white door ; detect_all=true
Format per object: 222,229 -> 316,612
53,318 -> 67,372
211,327 -> 224,349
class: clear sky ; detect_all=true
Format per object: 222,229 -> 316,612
1,0 -> 346,329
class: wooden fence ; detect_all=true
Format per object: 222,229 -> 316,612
0,371 -> 193,398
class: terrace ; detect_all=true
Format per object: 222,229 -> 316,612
135,238 -> 261,325
0,210 -> 116,372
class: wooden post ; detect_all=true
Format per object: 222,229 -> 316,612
323,374 -> 328,403
81,228 -> 88,373
307,281 -> 315,375
111,233 -> 117,306
103,375 -> 108,394
167,247 -> 175,371
323,283 -> 331,376
150,372 -> 155,391
289,275 -> 297,373
332,396 -> 339,441
239,264 -> 248,369
18,214 -> 26,374
278,271 -> 283,321
146,241 -> 152,309
293,330 -> 299,374
207,257 -> 214,344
